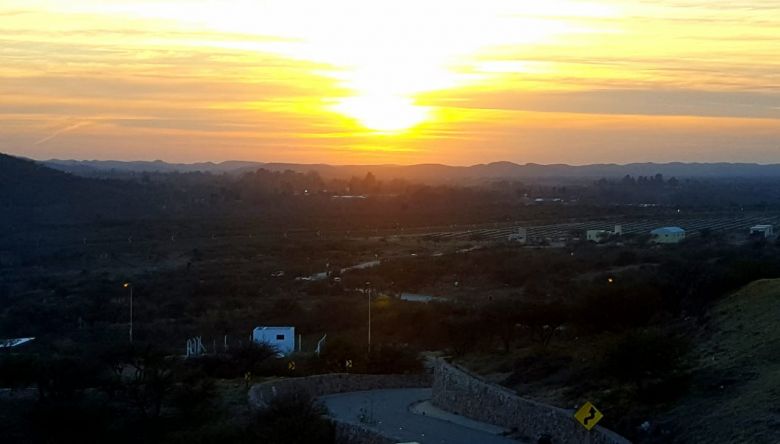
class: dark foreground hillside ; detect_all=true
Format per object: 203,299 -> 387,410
664,279 -> 780,443
0,154 -> 153,226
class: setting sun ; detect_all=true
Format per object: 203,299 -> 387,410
332,95 -> 430,133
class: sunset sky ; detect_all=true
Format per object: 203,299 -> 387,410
1,0 -> 779,165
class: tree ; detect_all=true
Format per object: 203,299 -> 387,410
516,302 -> 569,346
101,346 -> 174,418
481,298 -> 522,352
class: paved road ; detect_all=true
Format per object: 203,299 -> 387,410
321,388 -> 522,444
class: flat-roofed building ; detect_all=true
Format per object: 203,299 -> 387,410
650,227 -> 686,244
750,224 -> 774,238
252,326 -> 295,356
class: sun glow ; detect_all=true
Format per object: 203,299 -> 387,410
332,95 -> 430,133
62,0 -> 614,132
4,0 -> 780,164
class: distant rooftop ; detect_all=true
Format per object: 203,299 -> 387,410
0,337 -> 35,349
651,227 -> 686,234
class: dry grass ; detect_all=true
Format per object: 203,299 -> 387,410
665,279 -> 780,443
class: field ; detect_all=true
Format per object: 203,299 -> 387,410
417,211 -> 780,243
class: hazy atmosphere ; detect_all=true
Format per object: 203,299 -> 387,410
3,3 -> 780,444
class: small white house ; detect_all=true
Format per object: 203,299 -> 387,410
586,225 -> 622,243
252,326 -> 295,356
508,228 -> 527,244
750,225 -> 774,239
650,227 -> 686,244
586,230 -> 610,243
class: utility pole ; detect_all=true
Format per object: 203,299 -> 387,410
124,282 -> 133,343
366,282 -> 372,354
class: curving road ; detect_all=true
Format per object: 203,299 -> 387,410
321,388 -> 523,444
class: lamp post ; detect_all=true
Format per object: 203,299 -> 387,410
123,282 -> 133,343
365,281 -> 371,354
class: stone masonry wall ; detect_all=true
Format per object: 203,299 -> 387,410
249,373 -> 429,444
248,373 -> 431,409
332,421 -> 399,444
431,360 -> 630,444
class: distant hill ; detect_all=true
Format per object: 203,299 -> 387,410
44,159 -> 780,183
45,159 -> 262,175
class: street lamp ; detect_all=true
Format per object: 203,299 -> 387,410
123,282 -> 133,343
365,281 -> 371,354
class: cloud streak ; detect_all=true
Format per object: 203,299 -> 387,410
34,120 -> 92,145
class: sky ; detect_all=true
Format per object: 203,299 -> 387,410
1,0 -> 779,165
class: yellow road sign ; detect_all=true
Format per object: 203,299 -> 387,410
345,360 -> 353,369
574,402 -> 603,431
288,361 -> 296,371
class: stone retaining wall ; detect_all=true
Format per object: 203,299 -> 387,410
431,360 -> 630,444
332,421 -> 398,444
248,373 -> 431,409
249,373 -> 428,444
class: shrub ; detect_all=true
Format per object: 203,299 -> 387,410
603,329 -> 690,382
184,342 -> 277,378
367,343 -> 423,374
251,391 -> 334,444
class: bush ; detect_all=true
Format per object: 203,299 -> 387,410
185,343 -> 277,378
444,316 -> 484,357
603,330 -> 690,382
614,250 -> 639,266
34,355 -> 103,401
367,343 -> 423,374
307,337 -> 364,374
573,279 -> 664,332
251,391 -> 334,444
170,373 -> 217,421
0,353 -> 38,388
30,399 -> 116,443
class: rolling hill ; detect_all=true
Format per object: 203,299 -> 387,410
42,158 -> 780,184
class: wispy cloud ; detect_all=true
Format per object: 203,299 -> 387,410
35,120 -> 92,145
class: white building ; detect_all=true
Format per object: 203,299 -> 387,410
252,326 -> 295,356
586,230 -> 610,243
650,227 -> 686,244
399,292 -> 447,303
0,337 -> 35,349
508,228 -> 527,244
750,225 -> 774,239
586,225 -> 622,243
